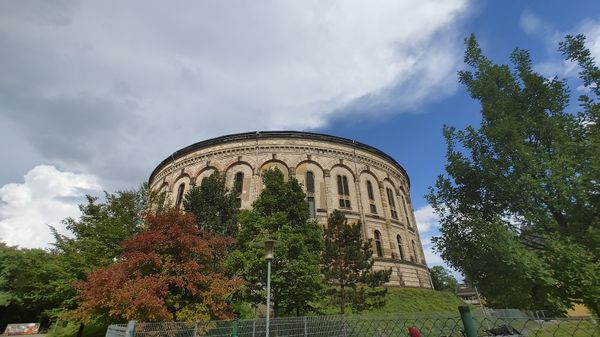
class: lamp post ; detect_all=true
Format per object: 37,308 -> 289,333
255,240 -> 280,337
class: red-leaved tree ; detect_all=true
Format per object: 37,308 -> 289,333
72,210 -> 242,322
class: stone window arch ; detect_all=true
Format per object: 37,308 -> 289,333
374,230 -> 383,257
411,239 -> 418,262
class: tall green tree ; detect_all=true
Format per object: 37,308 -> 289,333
182,172 -> 239,237
321,210 -> 391,314
227,169 -> 323,316
52,186 -> 149,277
0,244 -> 71,331
43,184 -> 152,321
429,266 -> 457,292
427,34 -> 600,315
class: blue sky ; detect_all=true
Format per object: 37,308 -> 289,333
321,0 -> 600,272
1,1 -> 599,274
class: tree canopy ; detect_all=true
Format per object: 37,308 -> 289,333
227,169 -> 323,316
183,172 -> 239,237
72,210 -> 242,323
427,34 -> 600,315
52,186 -> 150,277
429,266 -> 458,293
0,244 -> 71,331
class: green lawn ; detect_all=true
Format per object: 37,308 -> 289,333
313,287 -> 466,316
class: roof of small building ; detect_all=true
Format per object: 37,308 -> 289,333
149,131 -> 410,186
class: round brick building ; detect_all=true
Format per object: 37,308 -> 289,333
149,131 -> 432,288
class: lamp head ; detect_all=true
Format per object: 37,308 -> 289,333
254,239 -> 281,260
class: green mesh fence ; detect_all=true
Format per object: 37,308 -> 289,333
109,312 -> 599,337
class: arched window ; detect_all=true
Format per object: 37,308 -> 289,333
175,183 -> 185,209
374,230 -> 383,257
336,175 -> 351,209
234,172 -> 244,208
397,235 -> 404,260
367,180 -> 377,214
401,194 -> 411,226
411,239 -> 417,262
306,171 -> 314,193
386,187 -> 398,220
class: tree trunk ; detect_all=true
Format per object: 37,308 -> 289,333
76,323 -> 85,337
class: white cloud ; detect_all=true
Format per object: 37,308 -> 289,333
421,236 -> 442,265
0,165 -> 102,248
414,204 -> 439,233
0,0 -> 470,190
520,11 -> 545,37
578,19 -> 600,61
520,12 -> 600,80
421,235 -> 463,282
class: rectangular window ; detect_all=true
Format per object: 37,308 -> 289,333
342,176 -> 349,196
308,197 -> 316,218
370,204 -> 377,214
306,172 -> 315,193
339,199 -> 351,209
337,175 -> 351,209
387,188 -> 398,220
401,195 -> 411,226
367,181 -> 375,200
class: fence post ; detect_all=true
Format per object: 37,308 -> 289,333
231,318 -> 239,337
458,306 -> 477,337
126,321 -> 137,337
193,322 -> 198,337
303,316 -> 307,337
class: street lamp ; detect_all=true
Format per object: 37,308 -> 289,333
254,240 -> 280,337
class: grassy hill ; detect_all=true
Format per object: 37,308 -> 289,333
314,287 -> 466,316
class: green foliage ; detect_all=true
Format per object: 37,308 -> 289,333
429,266 -> 458,292
182,172 -> 239,237
47,321 -> 107,337
72,210 -> 241,323
321,210 -> 391,314
0,244 -> 72,331
427,34 -> 600,315
227,169 -> 323,316
52,186 -> 150,277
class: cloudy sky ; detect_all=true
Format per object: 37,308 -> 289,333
1,1 -> 599,275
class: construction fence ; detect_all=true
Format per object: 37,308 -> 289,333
106,307 -> 599,337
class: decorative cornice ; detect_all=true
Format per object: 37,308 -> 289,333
149,131 -> 410,186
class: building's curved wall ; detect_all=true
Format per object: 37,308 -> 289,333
149,132 -> 432,288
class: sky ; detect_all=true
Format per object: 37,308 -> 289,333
1,0 -> 600,277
